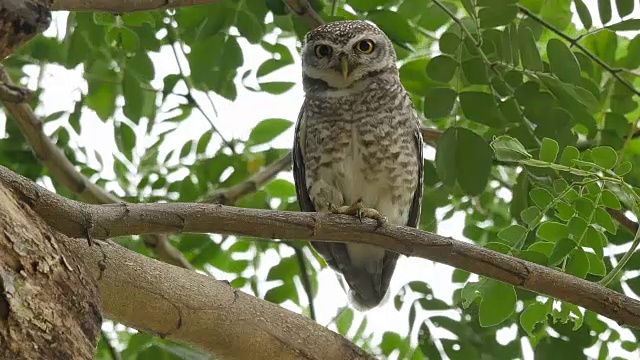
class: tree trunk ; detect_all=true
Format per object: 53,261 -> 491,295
0,182 -> 101,359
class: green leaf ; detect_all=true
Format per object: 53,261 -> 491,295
408,281 -> 433,295
479,281 -> 516,327
106,26 -> 140,52
456,128 -> 492,196
584,252 -> 606,276
459,91 -> 505,128
424,87 -> 457,119
616,0 -> 635,17
559,146 -> 580,167
260,81 -> 295,94
439,32 -> 461,55
418,297 -> 450,310
530,188 -> 554,208
461,57 -> 489,84
368,10 -> 418,44
537,222 -> 570,242
594,207 -> 617,234
435,127 -> 457,186
553,179 -> 569,194
598,0 -> 613,24
346,0 -> 389,12
478,5 -> 518,28
615,161 -> 633,175
521,206 -> 540,225
435,127 -> 491,195
93,12 -> 116,25
336,308 -> 354,335
547,39 -> 581,84
491,135 -> 532,161
121,12 -> 155,27
566,247 -> 589,279
590,146 -> 618,169
452,269 -> 471,283
574,0 -> 592,29
539,137 -> 559,162
520,301 -> 549,335
247,118 -> 293,146
518,26 -> 543,71
236,10 -> 265,44
426,55 -> 458,83
601,190 -> 622,210
265,179 -> 295,198
264,283 -> 296,304
549,238 -> 577,265
498,224 -> 527,244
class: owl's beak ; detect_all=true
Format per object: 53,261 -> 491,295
340,57 -> 349,80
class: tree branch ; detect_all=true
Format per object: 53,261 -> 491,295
50,0 -> 219,13
283,0 -> 324,29
65,231 -> 371,359
3,165 -> 640,328
0,66 -> 194,270
517,4 -> 640,97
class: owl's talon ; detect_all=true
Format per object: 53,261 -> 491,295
329,198 -> 385,228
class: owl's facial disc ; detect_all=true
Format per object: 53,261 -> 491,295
302,31 -> 395,89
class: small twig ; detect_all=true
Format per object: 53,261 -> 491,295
202,152 -> 292,204
166,27 -> 235,152
330,0 -> 339,16
294,247 -> 316,320
607,208 -> 639,233
50,0 -> 220,12
0,82 -> 33,102
283,0 -> 325,29
517,5 -> 639,97
601,224 -> 640,286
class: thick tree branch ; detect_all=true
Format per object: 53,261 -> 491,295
51,0 -> 218,12
0,66 -> 193,270
66,232 -> 370,360
2,165 -> 640,328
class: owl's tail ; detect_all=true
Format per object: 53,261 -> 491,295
341,250 -> 400,311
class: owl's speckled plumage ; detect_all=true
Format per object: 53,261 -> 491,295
293,20 -> 424,310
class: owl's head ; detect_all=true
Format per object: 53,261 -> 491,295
301,20 -> 397,90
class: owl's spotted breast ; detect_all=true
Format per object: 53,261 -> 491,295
303,75 -> 420,225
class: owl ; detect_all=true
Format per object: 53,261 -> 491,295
292,20 -> 424,311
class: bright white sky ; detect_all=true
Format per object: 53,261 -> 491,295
1,1 -> 639,359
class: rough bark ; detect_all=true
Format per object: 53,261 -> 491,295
0,0 -> 51,60
0,180 -> 101,359
67,237 -> 372,360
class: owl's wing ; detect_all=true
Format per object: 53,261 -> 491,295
292,102 -> 315,212
292,101 -> 343,271
407,125 -> 424,229
377,125 -> 424,303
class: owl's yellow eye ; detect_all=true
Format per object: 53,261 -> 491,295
354,39 -> 375,54
314,44 -> 332,58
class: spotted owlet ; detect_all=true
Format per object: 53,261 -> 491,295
292,20 -> 424,310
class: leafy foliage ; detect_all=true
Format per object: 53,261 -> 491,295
2,0 -> 640,359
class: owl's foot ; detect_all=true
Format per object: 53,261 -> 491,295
328,198 -> 387,230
